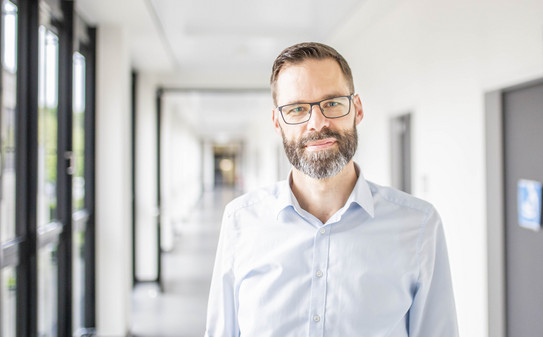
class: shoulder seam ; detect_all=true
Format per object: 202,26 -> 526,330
225,191 -> 277,216
225,181 -> 287,216
369,181 -> 433,217
415,206 -> 435,288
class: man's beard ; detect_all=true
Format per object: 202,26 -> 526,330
281,123 -> 358,180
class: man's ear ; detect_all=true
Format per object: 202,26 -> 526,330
353,94 -> 364,126
272,108 -> 283,135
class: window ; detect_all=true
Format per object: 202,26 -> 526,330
1,0 -> 17,246
0,2 -> 18,336
72,50 -> 86,334
2,2 -> 96,335
37,24 -> 60,337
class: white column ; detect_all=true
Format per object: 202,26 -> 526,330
95,25 -> 132,336
203,140 -> 215,191
135,72 -> 158,280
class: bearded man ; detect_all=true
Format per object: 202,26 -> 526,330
205,42 -> 458,337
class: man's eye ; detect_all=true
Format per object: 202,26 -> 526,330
287,106 -> 307,115
323,101 -> 340,108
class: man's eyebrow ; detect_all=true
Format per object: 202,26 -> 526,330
322,93 -> 349,100
283,93 -> 349,105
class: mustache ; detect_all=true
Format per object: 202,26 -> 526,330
299,128 -> 342,146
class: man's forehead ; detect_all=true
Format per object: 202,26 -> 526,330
275,59 -> 350,103
277,58 -> 339,77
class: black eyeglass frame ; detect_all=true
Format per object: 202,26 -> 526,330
276,94 -> 354,125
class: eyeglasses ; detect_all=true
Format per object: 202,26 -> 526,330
277,95 -> 354,125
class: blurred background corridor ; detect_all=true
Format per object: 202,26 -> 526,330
132,188 -> 240,337
2,0 -> 543,336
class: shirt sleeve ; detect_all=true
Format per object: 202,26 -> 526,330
408,207 -> 459,337
204,208 -> 240,337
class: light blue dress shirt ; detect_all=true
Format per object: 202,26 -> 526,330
205,169 -> 458,337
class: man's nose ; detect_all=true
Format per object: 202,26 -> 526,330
306,105 -> 329,131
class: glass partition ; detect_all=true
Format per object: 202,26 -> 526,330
37,24 -> 60,337
0,1 -> 95,335
38,242 -> 58,337
38,25 -> 58,225
1,0 -> 17,242
1,267 -> 16,337
1,2 -> 18,337
72,51 -> 86,334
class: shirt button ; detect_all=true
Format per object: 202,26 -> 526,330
319,228 -> 326,234
313,315 -> 321,322
316,270 -> 323,278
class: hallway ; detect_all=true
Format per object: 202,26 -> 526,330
131,188 -> 240,337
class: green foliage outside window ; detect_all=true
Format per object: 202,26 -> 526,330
39,106 -> 58,218
73,108 -> 85,211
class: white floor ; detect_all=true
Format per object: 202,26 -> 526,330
131,188 -> 240,337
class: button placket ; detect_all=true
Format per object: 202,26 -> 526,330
308,226 -> 331,336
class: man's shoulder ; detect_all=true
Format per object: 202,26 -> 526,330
224,181 -> 287,216
367,180 -> 436,216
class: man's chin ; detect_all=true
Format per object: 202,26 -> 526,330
302,147 -> 338,160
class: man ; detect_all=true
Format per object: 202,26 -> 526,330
205,42 -> 458,336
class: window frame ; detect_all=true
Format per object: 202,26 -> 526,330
8,1 -> 96,336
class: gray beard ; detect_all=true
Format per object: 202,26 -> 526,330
281,123 -> 358,179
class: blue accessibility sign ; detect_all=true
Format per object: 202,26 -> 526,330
518,179 -> 542,231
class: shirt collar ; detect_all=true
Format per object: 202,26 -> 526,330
274,163 -> 375,219
346,163 -> 375,218
275,177 -> 294,216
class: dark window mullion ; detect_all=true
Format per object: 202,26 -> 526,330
156,89 -> 163,289
15,0 -> 40,336
131,71 -> 137,287
82,25 -> 96,331
56,0 -> 74,336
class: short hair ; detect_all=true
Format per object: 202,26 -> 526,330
270,42 -> 355,106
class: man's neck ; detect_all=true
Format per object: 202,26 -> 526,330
290,161 -> 358,224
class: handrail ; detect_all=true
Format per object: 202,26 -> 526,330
72,209 -> 90,232
37,221 -> 63,248
1,237 -> 22,268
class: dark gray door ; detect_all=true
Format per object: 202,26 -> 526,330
390,113 -> 412,193
503,81 -> 543,336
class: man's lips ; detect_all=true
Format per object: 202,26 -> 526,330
304,137 -> 337,151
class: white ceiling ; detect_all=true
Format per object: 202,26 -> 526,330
162,90 -> 272,143
75,0 -> 365,142
76,0 -> 364,78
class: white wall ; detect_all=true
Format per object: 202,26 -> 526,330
202,140 -> 215,191
134,75 -> 205,268
330,0 -> 543,336
95,25 -> 132,336
242,100 -> 282,192
134,72 -> 158,280
162,96 -> 203,239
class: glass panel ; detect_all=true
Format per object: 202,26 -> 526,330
37,25 -> 59,337
1,3 -> 18,336
72,52 -> 85,211
1,0 -> 18,243
72,224 -> 85,334
72,51 -> 86,333
2,0 -> 16,73
1,266 -> 16,337
37,25 -> 59,227
38,243 -> 58,337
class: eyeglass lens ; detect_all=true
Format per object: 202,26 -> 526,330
280,96 -> 351,124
